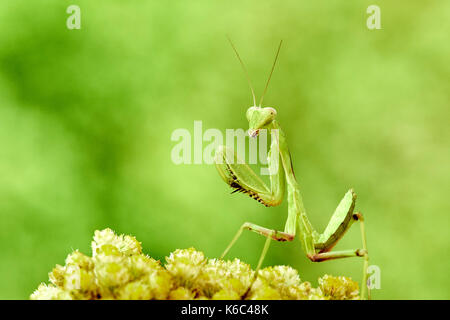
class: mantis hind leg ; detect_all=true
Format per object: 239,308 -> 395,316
310,210 -> 370,299
304,190 -> 370,299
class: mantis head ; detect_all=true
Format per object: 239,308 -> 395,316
246,106 -> 277,137
227,37 -> 282,138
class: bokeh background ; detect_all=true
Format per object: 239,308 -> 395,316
0,0 -> 448,299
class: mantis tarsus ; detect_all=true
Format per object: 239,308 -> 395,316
214,39 -> 370,299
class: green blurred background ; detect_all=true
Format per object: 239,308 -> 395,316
0,0 -> 448,299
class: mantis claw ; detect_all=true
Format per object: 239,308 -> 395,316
214,145 -> 283,207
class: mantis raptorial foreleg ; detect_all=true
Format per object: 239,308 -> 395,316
214,39 -> 370,299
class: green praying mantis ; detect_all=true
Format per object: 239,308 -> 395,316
214,39 -> 370,299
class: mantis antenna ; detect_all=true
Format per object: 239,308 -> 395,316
227,36 -> 257,107
259,40 -> 282,107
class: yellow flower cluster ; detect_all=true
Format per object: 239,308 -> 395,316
30,229 -> 359,300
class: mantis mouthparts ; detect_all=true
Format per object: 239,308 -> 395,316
248,129 -> 259,138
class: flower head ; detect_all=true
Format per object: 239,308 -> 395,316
30,229 -> 360,300
318,274 -> 360,300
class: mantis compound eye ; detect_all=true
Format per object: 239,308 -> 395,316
266,107 -> 277,117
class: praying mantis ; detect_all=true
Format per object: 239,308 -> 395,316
214,39 -> 370,299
